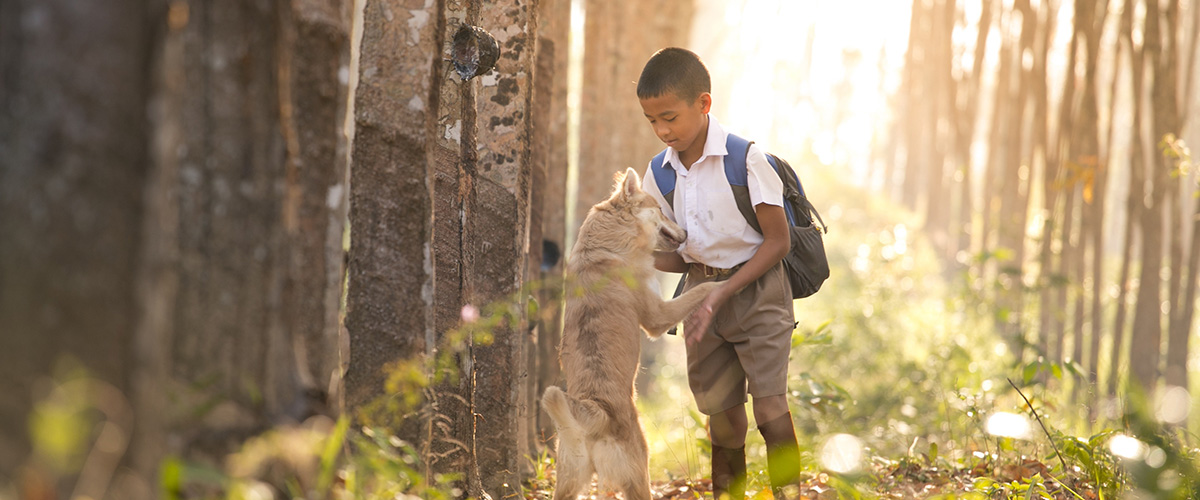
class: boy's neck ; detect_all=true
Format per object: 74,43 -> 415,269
679,115 -> 709,169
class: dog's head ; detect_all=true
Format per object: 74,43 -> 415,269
603,167 -> 686,252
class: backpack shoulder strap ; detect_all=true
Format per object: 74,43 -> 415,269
649,148 -> 675,211
723,134 -> 762,234
764,154 -> 798,225
769,153 -> 827,232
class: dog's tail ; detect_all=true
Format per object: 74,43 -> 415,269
542,386 -> 609,436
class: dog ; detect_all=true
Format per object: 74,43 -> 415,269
542,167 -> 719,500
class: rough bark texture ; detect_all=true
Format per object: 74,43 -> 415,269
347,0 -> 559,494
473,1 -> 539,494
429,1 -> 484,493
345,0 -> 438,418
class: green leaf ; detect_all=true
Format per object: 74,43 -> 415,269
159,456 -> 182,500
527,295 -> 539,318
318,416 -> 351,493
1023,363 -> 1039,384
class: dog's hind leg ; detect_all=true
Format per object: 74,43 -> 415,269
620,474 -> 652,500
639,281 -> 722,336
551,460 -> 591,500
551,437 -> 592,500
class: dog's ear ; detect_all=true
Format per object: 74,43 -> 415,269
621,167 -> 641,198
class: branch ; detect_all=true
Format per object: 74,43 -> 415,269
1007,377 -> 1069,473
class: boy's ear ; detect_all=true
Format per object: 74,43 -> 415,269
698,92 -> 712,114
621,167 -> 641,197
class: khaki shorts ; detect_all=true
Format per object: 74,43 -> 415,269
683,262 -> 795,415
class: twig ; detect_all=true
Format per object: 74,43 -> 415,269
1007,377 -> 1069,473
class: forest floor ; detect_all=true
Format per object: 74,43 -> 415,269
521,454 -> 1102,499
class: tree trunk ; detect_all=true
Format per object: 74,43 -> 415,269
1091,0 -> 1122,405
472,1 -> 540,494
901,0 -> 932,211
980,16 -> 1012,306
1036,0 -> 1078,366
1128,0 -> 1172,394
954,0 -> 994,266
1,0 -> 352,495
534,0 -> 572,448
1069,0 -> 1109,403
1163,0 -> 1195,390
1107,0 -> 1143,398
0,0 -> 150,486
576,0 -> 694,230
346,0 -> 441,461
922,0 -> 956,258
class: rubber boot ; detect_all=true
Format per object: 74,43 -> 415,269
758,413 -> 801,500
710,444 -> 746,500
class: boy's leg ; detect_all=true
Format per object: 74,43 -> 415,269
729,264 -> 799,499
682,273 -> 750,500
709,405 -> 748,500
753,395 -> 800,499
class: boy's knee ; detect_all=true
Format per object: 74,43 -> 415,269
709,406 -> 749,447
752,394 -> 790,424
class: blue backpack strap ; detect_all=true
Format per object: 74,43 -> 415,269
764,154 -> 798,225
723,133 -> 762,233
723,134 -> 751,187
649,148 -> 675,211
724,134 -> 802,231
652,148 -> 685,335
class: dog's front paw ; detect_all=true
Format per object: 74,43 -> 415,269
692,281 -> 722,297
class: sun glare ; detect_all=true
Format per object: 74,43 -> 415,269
693,0 -> 913,176
985,412 -> 1032,440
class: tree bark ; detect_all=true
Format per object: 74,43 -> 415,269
534,0 -> 572,448
0,0 -> 150,484
346,0 -> 439,450
473,1 -> 540,495
1,0 -> 352,494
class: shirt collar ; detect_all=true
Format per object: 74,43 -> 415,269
665,114 -> 729,171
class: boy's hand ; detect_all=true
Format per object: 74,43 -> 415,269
683,284 -> 730,345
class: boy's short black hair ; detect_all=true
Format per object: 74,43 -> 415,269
637,47 -> 711,102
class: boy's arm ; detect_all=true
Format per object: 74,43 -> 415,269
682,203 -> 790,344
653,250 -> 689,273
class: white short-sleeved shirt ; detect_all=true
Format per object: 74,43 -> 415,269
642,115 -> 784,269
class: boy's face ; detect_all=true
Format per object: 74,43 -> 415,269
639,91 -> 712,159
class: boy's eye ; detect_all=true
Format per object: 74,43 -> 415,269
665,117 -> 676,122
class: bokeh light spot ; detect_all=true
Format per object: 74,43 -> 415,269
984,412 -> 1031,440
820,433 -> 864,473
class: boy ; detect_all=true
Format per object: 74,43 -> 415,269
637,47 -> 801,500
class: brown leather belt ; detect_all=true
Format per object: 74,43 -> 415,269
691,262 -> 742,279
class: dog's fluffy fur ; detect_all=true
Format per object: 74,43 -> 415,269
543,168 -> 719,500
